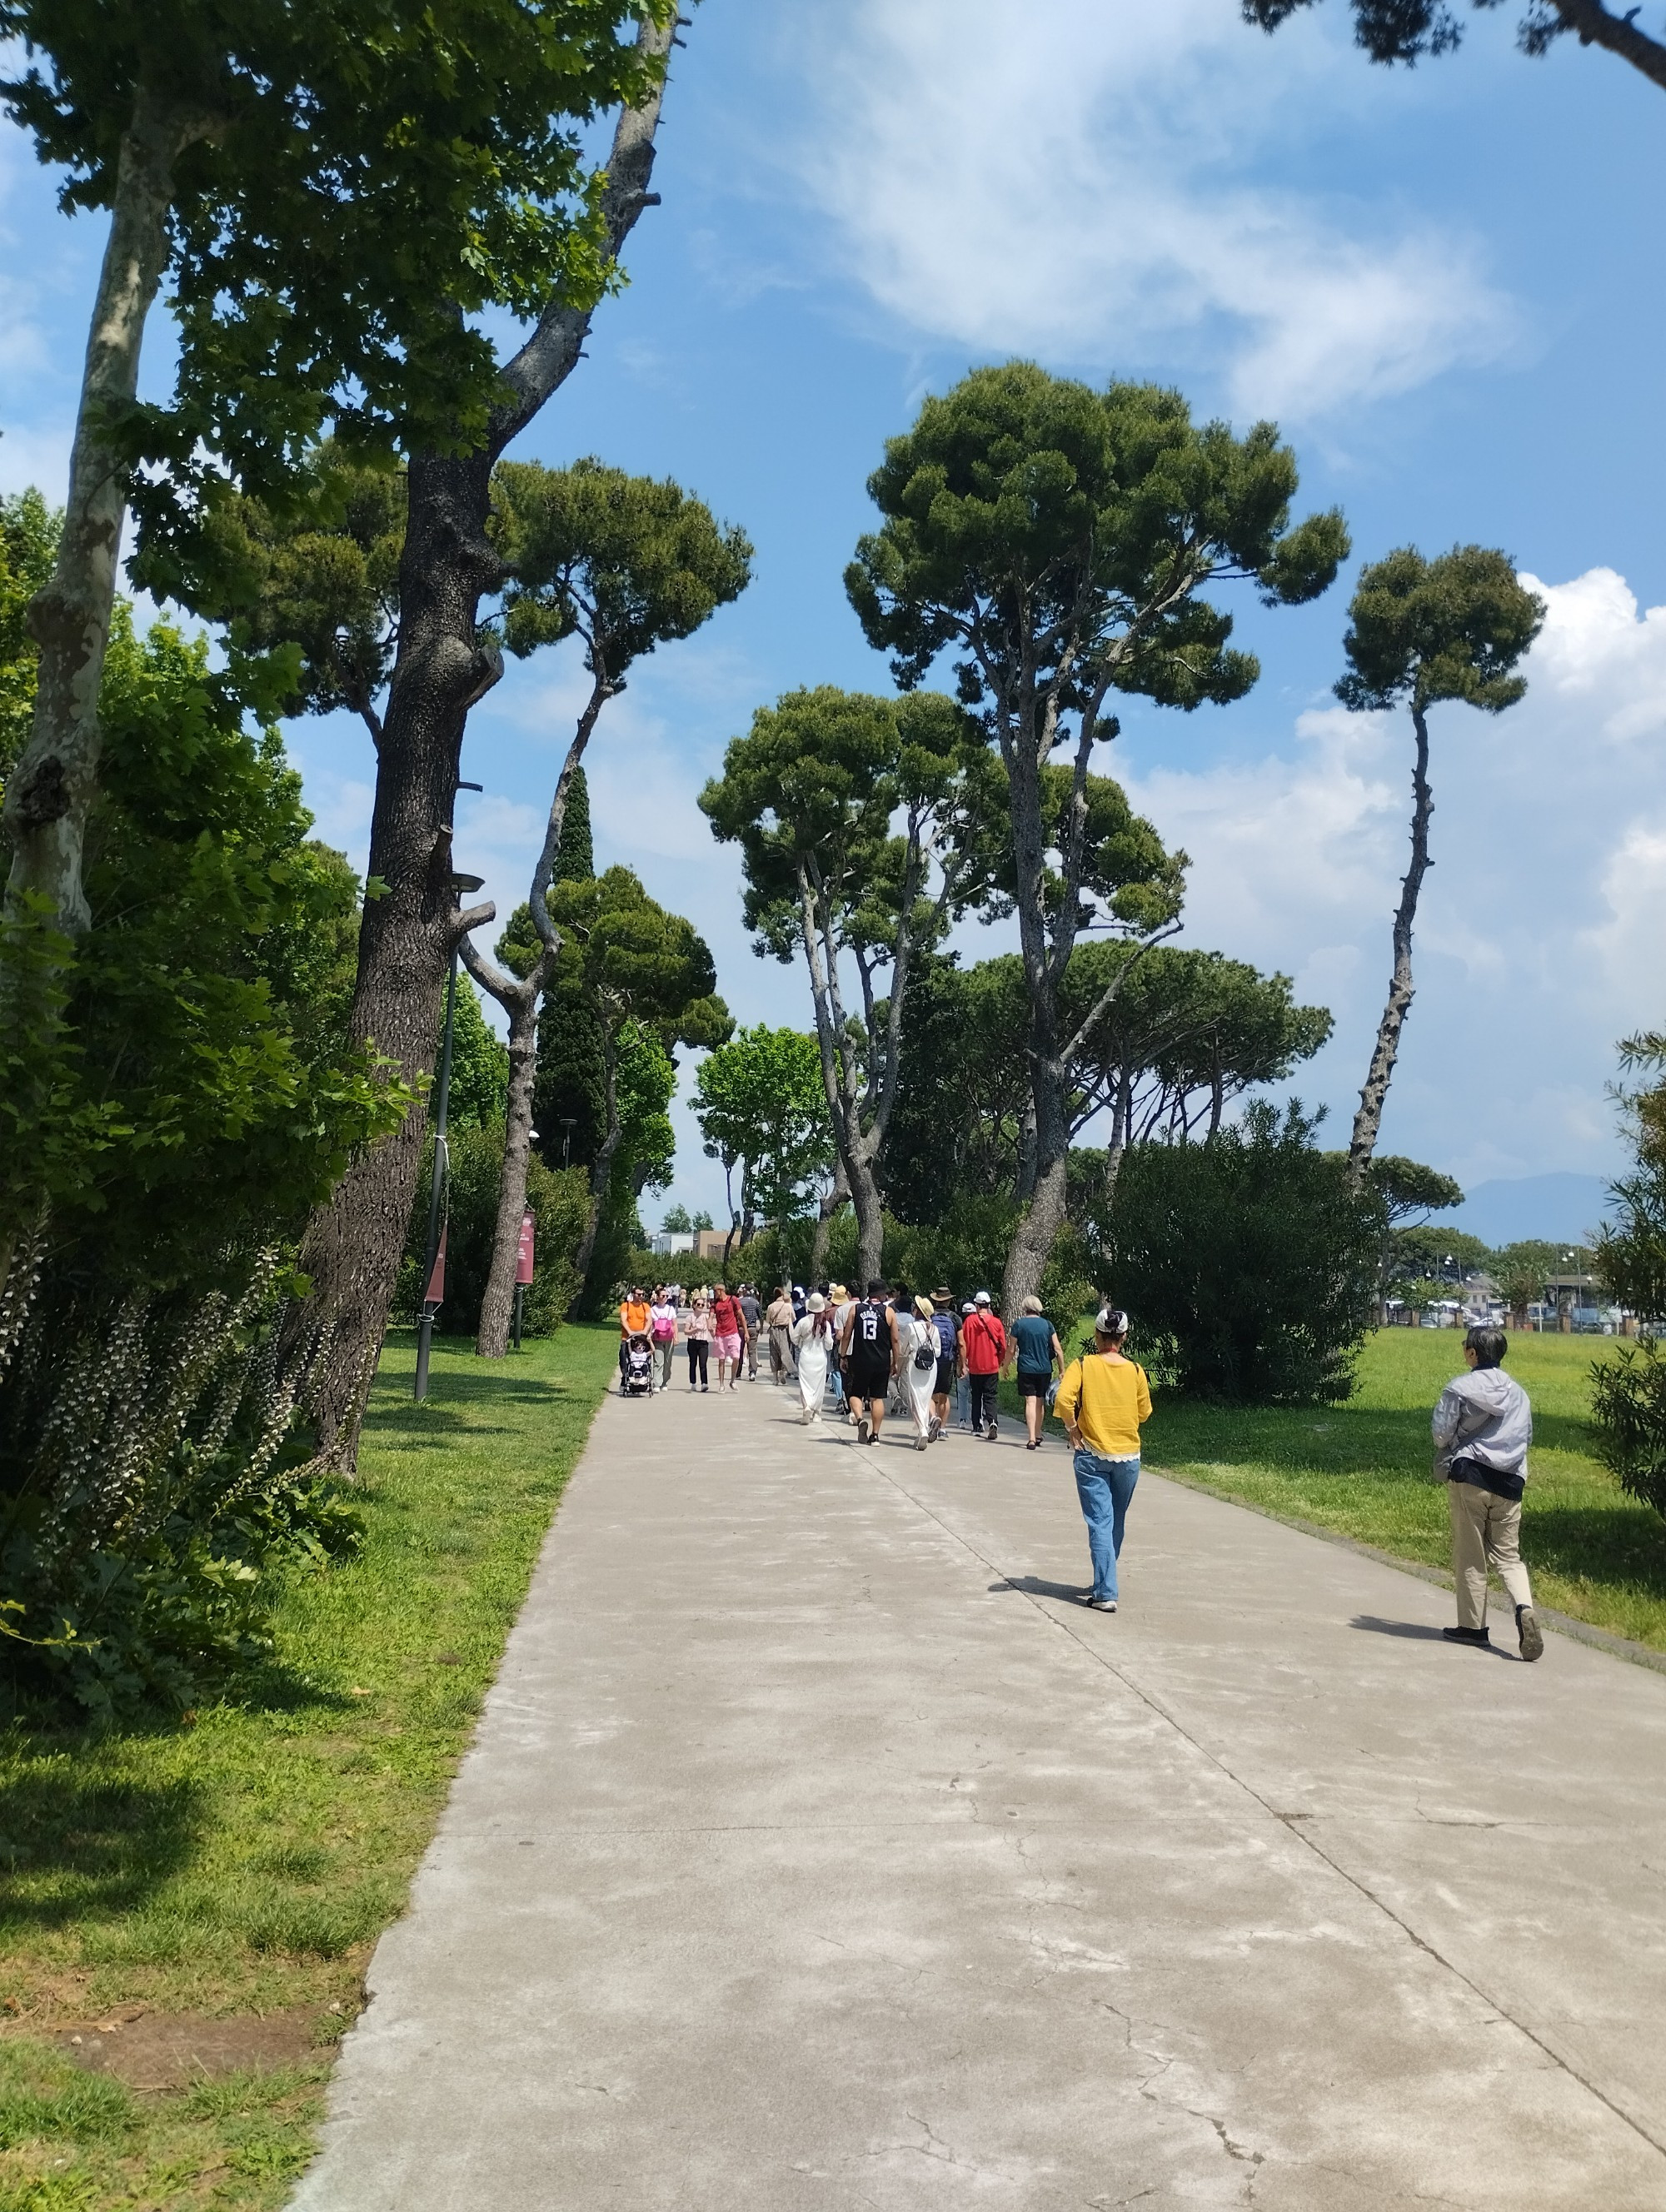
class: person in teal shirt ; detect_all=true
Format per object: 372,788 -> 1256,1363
1008,1296 -> 1065,1451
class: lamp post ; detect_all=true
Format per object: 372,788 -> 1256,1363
414,869 -> 487,1402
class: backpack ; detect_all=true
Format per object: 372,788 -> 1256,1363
931,1312 -> 956,1360
911,1326 -> 935,1373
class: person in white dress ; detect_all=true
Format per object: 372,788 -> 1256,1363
901,1294 -> 938,1450
792,1293 -> 835,1423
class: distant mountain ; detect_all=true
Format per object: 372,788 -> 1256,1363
1434,1173 -> 1614,1249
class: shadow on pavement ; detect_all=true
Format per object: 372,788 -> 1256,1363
990,1575 -> 1090,1603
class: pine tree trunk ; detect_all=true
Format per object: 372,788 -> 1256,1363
476,985 -> 540,1358
1349,701 -> 1434,1188
2,85 -> 201,944
1003,1063 -> 1070,1313
282,451 -> 501,1463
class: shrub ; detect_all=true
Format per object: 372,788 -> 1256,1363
1090,1103 -> 1381,1404
0,1254 -> 363,1717
400,1125 -> 589,1338
1589,1338 -> 1666,1518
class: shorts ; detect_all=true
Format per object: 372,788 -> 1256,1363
846,1353 -> 890,1401
1016,1371 -> 1051,1398
714,1332 -> 742,1363
935,1356 -> 956,1396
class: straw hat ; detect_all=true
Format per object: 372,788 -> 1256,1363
831,1283 -> 848,1302
914,1293 -> 935,1319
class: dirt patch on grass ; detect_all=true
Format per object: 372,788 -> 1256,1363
43,2005 -> 333,2089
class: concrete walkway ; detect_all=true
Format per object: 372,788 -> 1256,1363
293,1378 -> 1666,2212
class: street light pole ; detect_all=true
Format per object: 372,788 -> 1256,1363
414,865 -> 486,1402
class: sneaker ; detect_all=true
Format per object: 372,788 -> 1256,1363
927,1417 -> 942,1442
1516,1605 -> 1544,1661
856,1413 -> 870,1445
915,1435 -> 929,1452
1442,1624 -> 1491,1647
1089,1597 -> 1117,1613
985,1422 -> 1000,1442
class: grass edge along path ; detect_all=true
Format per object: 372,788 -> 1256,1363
0,1322 -> 619,2212
1095,1329 -> 1666,1661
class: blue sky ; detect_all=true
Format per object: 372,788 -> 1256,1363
4,0 -> 1664,1233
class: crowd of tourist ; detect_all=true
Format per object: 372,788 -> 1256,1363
613,1279 -> 1544,1651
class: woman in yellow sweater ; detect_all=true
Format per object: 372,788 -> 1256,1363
1052,1305 -> 1152,1614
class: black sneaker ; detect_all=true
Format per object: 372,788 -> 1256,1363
1516,1605 -> 1544,1661
856,1412 -> 870,1445
1442,1625 -> 1492,1648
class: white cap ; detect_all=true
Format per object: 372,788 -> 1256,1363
974,1290 -> 992,1306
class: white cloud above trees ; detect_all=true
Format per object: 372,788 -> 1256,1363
790,0 -> 1522,421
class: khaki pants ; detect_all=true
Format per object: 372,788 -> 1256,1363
1449,1479 -> 1532,1631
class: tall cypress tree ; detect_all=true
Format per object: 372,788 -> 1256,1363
532,766 -> 607,1172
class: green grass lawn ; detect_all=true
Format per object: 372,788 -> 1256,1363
0,1322 -> 619,2210
1128,1328 -> 1666,1652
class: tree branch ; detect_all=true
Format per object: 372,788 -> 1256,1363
1549,0 -> 1666,91
491,11 -> 677,450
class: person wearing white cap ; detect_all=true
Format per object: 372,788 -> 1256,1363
791,1293 -> 835,1423
900,1295 -> 940,1450
960,1290 -> 1008,1442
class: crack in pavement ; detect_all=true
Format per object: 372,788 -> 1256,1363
867,1456 -> 1666,2170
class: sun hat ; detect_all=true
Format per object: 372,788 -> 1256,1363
831,1283 -> 848,1302
806,1291 -> 826,1312
974,1289 -> 992,1306
914,1293 -> 935,1319
931,1284 -> 952,1303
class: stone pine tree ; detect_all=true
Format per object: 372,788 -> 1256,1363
1244,1 -> 1666,98
1334,546 -> 1543,1186
458,461 -> 751,1358
847,363 -> 1348,1310
699,686 -> 987,1287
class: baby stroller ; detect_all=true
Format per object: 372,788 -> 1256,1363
621,1333 -> 655,1397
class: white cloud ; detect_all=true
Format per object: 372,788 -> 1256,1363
792,0 -> 1519,420
1118,567 -> 1666,1183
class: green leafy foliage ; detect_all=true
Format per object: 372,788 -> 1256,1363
0,486 -> 57,784
1335,546 -> 1544,717
441,971 -> 510,1134
692,1025 -> 833,1231
2,1 -> 673,573
492,457 -> 753,679
1592,1034 -> 1666,1516
402,1125 -> 589,1339
846,364 -> 1348,708
1241,1 -> 1646,77
1092,1103 -> 1383,1403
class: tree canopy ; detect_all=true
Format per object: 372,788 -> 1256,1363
692,1025 -> 833,1237
1336,546 -> 1544,719
1241,2 -> 1666,97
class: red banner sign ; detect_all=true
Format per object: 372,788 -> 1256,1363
516,1211 -> 536,1286
425,1225 -> 446,1306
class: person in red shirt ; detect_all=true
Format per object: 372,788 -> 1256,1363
961,1290 -> 1008,1442
710,1281 -> 747,1392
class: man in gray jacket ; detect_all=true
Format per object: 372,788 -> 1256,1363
1432,1326 -> 1544,1661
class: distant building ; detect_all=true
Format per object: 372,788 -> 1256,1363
649,1230 -> 696,1256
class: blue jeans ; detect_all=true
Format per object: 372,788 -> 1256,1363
1073,1451 -> 1140,1601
